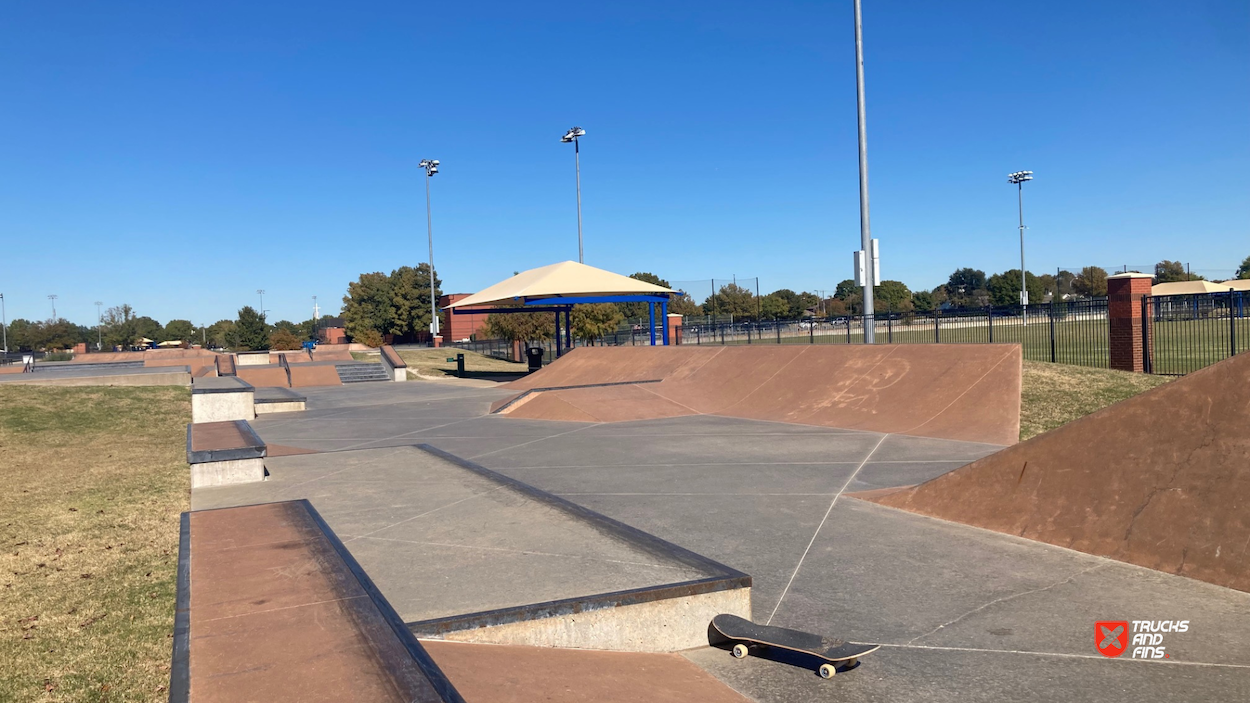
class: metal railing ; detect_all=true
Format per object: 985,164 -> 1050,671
1145,291 -> 1247,375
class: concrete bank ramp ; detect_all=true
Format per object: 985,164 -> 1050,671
867,352 -> 1250,592
496,345 -> 1022,446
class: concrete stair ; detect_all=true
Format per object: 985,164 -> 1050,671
334,362 -> 391,383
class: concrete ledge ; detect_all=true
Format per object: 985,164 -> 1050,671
0,370 -> 192,387
380,345 -> 408,382
190,457 -> 265,489
191,377 -> 255,423
408,445 -> 752,653
186,420 -> 266,464
235,352 -> 272,367
253,387 -> 307,414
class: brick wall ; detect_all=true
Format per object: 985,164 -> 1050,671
1107,273 -> 1153,373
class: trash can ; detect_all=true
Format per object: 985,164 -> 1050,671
526,346 -> 544,373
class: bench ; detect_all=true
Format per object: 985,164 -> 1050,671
170,500 -> 461,702
252,386 -> 307,414
190,376 -> 254,423
185,420 -> 266,488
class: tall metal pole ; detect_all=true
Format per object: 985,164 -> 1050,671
1,293 -> 7,354
95,301 -> 103,349
853,0 -> 875,343
425,167 -> 437,345
48,294 -> 58,320
1018,181 -> 1027,325
257,289 -> 265,313
574,138 -> 584,263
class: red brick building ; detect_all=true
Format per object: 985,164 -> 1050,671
438,294 -> 491,342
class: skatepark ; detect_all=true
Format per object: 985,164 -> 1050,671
176,344 -> 1250,702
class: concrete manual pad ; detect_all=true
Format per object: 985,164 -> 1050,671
423,640 -> 751,703
192,444 -> 748,651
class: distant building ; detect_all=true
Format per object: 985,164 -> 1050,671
438,294 -> 490,342
319,317 -> 347,344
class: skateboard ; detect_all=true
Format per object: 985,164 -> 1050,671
709,614 -> 880,679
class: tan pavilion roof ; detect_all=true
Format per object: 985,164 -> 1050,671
446,261 -> 674,308
1151,280 -> 1242,295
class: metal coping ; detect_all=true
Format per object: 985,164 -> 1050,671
185,420 -> 267,464
167,513 -> 191,703
407,444 -> 751,638
490,379 -> 663,414
190,376 -> 255,394
168,501 -> 467,703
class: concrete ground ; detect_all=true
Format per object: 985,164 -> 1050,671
196,381 -> 1250,702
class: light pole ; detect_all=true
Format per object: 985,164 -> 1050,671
1008,170 -> 1033,323
312,295 -> 319,342
1,293 -> 7,354
256,289 -> 265,314
561,127 -> 586,263
852,0 -> 875,343
419,159 -> 440,345
48,294 -> 58,320
95,301 -> 103,350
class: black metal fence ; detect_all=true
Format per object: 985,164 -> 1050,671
674,299 -> 1112,368
1145,291 -> 1248,375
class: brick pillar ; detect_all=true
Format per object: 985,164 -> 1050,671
1107,273 -> 1153,373
667,314 -> 683,345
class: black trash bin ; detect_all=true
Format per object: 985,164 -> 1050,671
525,346 -> 544,373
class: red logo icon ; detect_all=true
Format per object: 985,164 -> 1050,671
1096,621 -> 1129,657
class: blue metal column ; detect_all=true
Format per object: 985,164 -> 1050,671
648,302 -> 656,346
555,312 -> 562,357
661,299 -> 669,345
564,309 -> 572,354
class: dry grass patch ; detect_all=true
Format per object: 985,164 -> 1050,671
0,386 -> 190,702
1019,361 -> 1172,440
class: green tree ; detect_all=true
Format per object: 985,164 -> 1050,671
1154,260 -> 1194,283
235,306 -> 270,351
205,320 -> 236,349
874,280 -> 913,312
571,304 -> 624,343
758,293 -> 791,320
667,294 -> 701,318
834,279 -> 858,301
1055,270 -> 1077,298
943,268 -> 988,308
162,319 -> 196,343
101,304 -> 139,349
133,316 -> 163,344
272,320 -> 301,335
342,272 -> 393,340
618,273 -> 671,320
388,263 -> 442,340
702,283 -> 756,320
483,309 -> 555,342
986,270 -> 1045,307
912,290 -> 935,312
1238,255 -> 1250,279
1072,266 -> 1109,297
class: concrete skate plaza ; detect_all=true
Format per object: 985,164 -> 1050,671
190,358 -> 1250,701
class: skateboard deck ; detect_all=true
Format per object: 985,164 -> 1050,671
710,614 -> 880,678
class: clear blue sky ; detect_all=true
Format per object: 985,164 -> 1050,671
2,0 -> 1246,326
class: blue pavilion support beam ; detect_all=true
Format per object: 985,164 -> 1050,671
648,302 -> 656,346
661,298 -> 669,345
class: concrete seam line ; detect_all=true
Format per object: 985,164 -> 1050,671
343,486 -> 510,542
765,432 -> 889,626
719,345 -> 813,415
882,643 -> 1250,669
633,381 -> 706,415
897,346 -> 1019,436
465,422 -> 602,460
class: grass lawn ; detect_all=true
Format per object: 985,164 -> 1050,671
1018,360 -> 1172,440
0,386 -> 190,702
353,348 -> 525,378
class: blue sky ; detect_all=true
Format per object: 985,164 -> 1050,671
1,0 -> 1246,325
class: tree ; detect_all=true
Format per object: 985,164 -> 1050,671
483,309 -> 555,342
758,293 -> 791,320
1037,274 -> 1057,300
1055,270 -> 1077,299
986,270 -> 1045,307
703,283 -> 756,320
1238,255 -> 1250,280
355,328 -> 384,348
269,329 -> 303,351
272,320 -> 301,335
235,306 -> 270,351
388,263 -> 442,340
1154,260 -> 1191,284
668,294 -> 701,318
102,304 -> 139,349
943,268 -> 988,308
912,290 -> 935,312
571,304 -> 623,343
874,280 -> 913,312
162,319 -> 196,343
616,273 -> 670,321
342,272 -> 393,341
132,316 -> 163,344
1072,266 -> 1109,297
834,279 -> 859,301
205,320 -> 236,349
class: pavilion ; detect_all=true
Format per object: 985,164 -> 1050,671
445,261 -> 679,356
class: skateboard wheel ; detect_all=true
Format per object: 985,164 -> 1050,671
847,657 -> 857,667
819,663 -> 837,679
732,644 -> 749,659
